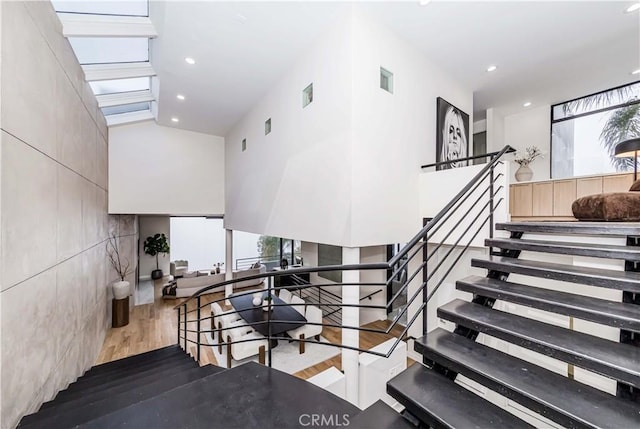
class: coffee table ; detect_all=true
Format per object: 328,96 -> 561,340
229,292 -> 307,344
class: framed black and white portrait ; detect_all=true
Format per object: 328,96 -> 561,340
436,97 -> 470,171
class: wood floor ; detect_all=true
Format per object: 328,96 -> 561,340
96,280 -> 414,379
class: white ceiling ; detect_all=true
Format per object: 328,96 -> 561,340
149,1 -> 640,136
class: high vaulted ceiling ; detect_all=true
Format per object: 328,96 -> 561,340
149,1 -> 639,136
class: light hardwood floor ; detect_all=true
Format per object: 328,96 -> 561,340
96,280 -> 414,379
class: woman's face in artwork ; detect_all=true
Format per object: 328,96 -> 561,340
445,111 -> 464,161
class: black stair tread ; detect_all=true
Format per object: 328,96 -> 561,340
58,353 -> 194,394
438,299 -> 640,388
81,345 -> 183,378
486,238 -> 640,261
77,350 -> 186,384
496,222 -> 640,236
76,362 -> 359,429
51,358 -> 197,404
65,351 -> 190,390
457,275 -> 640,332
416,328 -> 640,429
349,400 -> 415,429
471,256 -> 640,293
19,365 -> 225,428
38,360 -> 218,414
387,364 -> 533,429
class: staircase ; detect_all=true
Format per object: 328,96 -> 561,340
387,221 -> 640,428
17,344 -> 408,428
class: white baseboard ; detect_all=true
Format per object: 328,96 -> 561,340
139,275 -> 151,281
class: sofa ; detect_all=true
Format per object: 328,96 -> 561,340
174,264 -> 267,298
170,260 -> 189,278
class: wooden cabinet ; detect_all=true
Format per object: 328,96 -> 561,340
509,173 -> 634,220
510,184 -> 532,217
532,183 -> 553,216
603,173 -> 634,193
553,179 -> 576,216
576,177 -> 602,199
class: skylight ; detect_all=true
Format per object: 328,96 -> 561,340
90,77 -> 150,95
69,37 -> 149,65
51,0 -> 149,17
102,102 -> 151,116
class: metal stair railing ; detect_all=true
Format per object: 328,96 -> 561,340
174,145 -> 515,366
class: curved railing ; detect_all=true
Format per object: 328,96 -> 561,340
175,146 -> 515,366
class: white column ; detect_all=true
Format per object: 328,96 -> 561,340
406,242 -> 425,363
341,246 -> 360,406
225,229 -> 233,299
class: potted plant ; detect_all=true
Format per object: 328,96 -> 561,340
144,233 -> 170,280
106,234 -> 132,300
513,146 -> 543,182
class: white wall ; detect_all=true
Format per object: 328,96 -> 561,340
225,6 -> 472,248
359,246 -> 387,325
350,7 -> 473,246
224,11 -> 354,246
486,107 -> 505,154
139,216 -> 170,279
302,241 -> 387,326
504,104 -> 551,182
109,121 -> 225,215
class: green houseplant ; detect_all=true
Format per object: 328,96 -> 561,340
144,233 -> 170,280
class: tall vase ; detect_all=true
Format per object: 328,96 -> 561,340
515,164 -> 533,182
112,280 -> 130,300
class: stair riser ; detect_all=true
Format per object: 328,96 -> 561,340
416,343 -> 590,429
437,307 -> 640,388
471,259 -> 640,293
456,281 -> 640,333
485,239 -> 640,262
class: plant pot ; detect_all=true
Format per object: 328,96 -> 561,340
112,280 -> 130,300
515,164 -> 533,182
151,269 -> 163,280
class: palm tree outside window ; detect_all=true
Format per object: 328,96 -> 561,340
551,82 -> 640,179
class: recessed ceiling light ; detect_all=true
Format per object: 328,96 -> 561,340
185,57 -> 195,65
632,69 -> 640,75
419,0 -> 431,5
486,65 -> 497,72
176,94 -> 185,100
171,117 -> 179,123
523,102 -> 532,107
626,3 -> 640,13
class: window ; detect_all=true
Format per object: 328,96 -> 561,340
265,118 -> 272,135
318,244 -> 342,283
303,83 -> 313,108
551,82 -> 640,178
380,67 -> 393,93
242,138 -> 247,152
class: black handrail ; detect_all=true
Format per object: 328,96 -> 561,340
360,289 -> 383,301
389,145 -> 514,267
420,147 -> 515,169
174,145 -> 513,366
